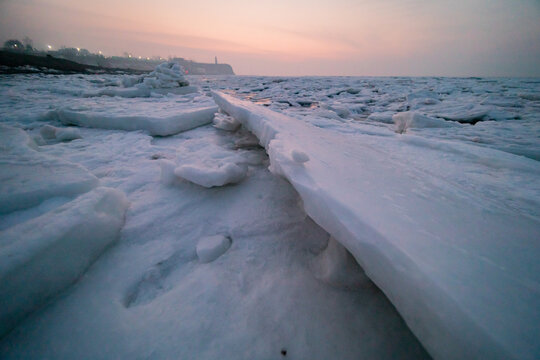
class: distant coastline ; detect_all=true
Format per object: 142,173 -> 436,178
0,48 -> 235,75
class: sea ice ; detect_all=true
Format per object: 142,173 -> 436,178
54,106 -> 217,136
213,91 -> 540,360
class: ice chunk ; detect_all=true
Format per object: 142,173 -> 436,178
87,62 -> 198,98
0,187 -> 129,337
39,124 -> 57,139
174,162 -> 247,188
160,159 -> 179,186
213,112 -> 241,131
40,125 -> 81,142
393,111 -> 451,133
367,111 -> 395,124
291,149 -> 309,163
55,106 -> 217,136
55,127 -> 82,142
196,235 -> 232,263
0,125 -> 98,214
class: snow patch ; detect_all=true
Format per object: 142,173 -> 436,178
291,149 -> 309,163
196,235 -> 232,263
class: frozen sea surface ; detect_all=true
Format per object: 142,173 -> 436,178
0,71 -> 539,359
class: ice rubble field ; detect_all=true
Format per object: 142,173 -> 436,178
0,68 -> 539,360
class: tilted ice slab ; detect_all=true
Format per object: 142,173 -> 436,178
213,91 -> 540,360
0,186 -> 128,337
0,125 -> 98,214
51,105 -> 218,136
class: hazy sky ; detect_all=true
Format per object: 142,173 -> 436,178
1,0 -> 539,76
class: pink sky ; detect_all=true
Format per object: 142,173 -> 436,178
1,0 -> 539,76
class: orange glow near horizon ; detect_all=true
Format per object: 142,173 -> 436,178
0,0 -> 539,76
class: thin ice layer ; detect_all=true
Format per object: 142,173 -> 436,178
213,91 -> 540,360
0,187 -> 129,337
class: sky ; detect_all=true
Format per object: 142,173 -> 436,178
0,0 -> 539,76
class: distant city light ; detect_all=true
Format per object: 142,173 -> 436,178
98,51 -> 102,55
128,54 -> 132,58
76,47 -> 80,51
138,56 -> 142,59
146,57 -> 150,60
14,44 -> 17,47
47,45 -> 52,50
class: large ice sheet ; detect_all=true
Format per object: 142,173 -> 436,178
213,91 -> 540,360
0,186 -> 128,337
53,106 -> 218,136
0,125 -> 98,214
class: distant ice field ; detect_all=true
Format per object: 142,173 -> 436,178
2,74 -> 539,162
192,75 -> 540,161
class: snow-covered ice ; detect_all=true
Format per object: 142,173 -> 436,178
0,125 -> 98,214
0,186 -> 128,337
1,71 -> 539,359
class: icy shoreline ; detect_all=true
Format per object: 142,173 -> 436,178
1,69 -> 539,359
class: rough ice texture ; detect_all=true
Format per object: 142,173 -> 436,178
0,125 -> 98,214
86,62 -> 198,98
54,106 -> 217,136
196,235 -> 232,263
213,91 -> 540,360
0,187 -> 129,337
